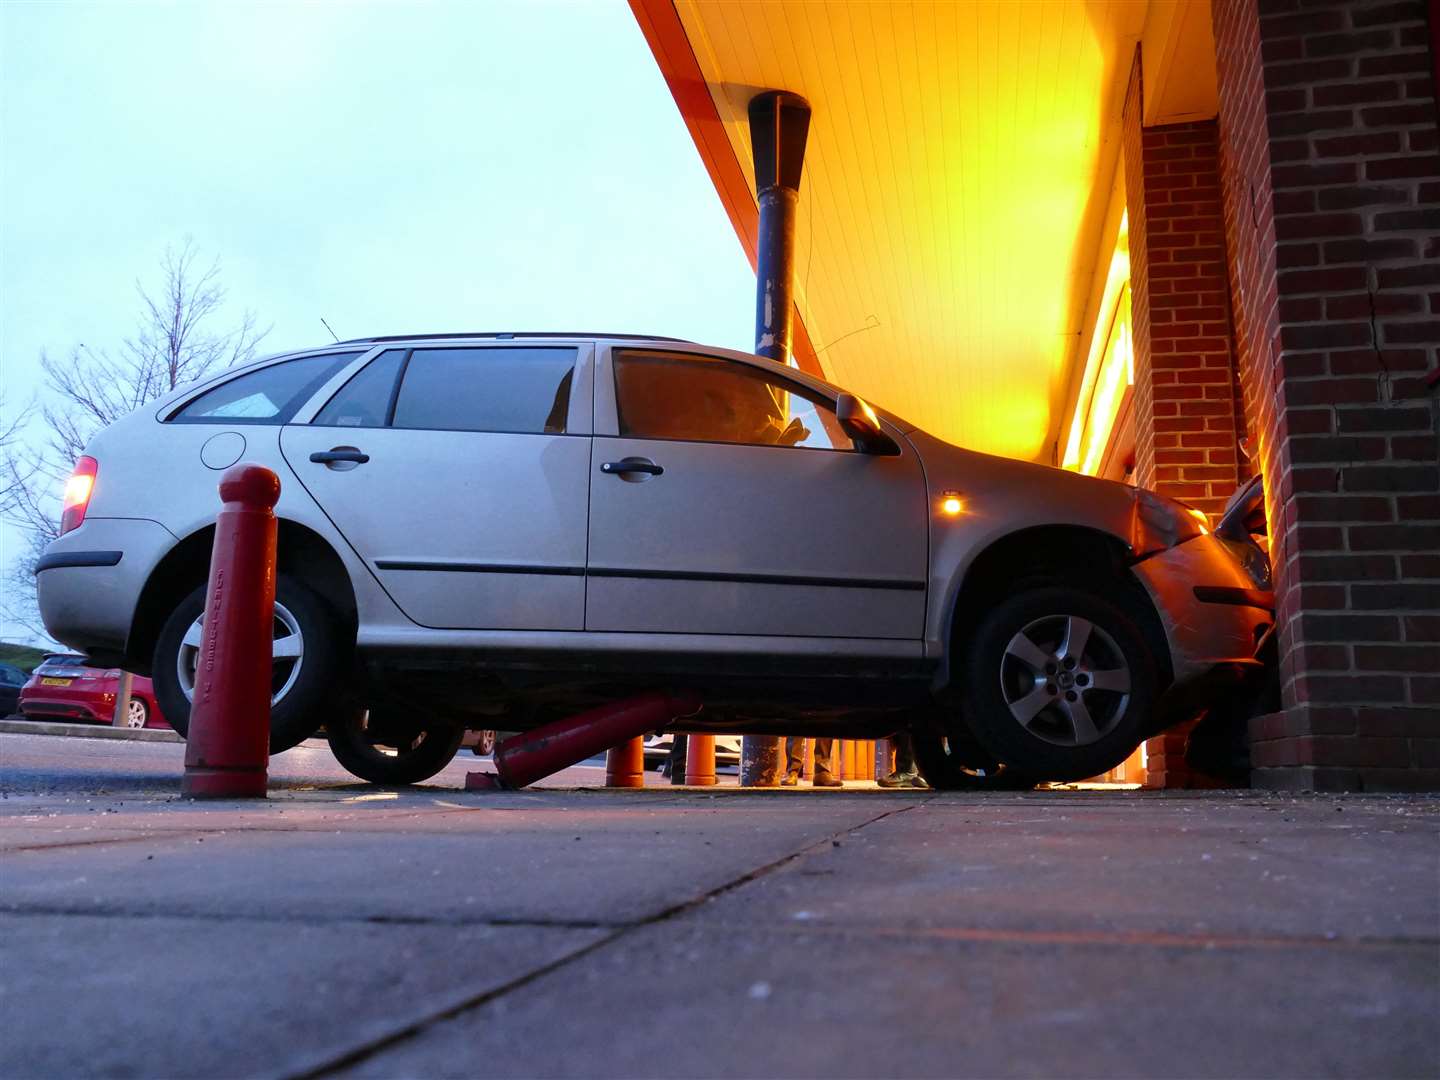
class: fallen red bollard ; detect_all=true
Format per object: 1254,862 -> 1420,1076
181,463 -> 280,799
468,690 -> 700,790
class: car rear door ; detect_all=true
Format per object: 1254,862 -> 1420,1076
585,346 -> 928,640
281,342 -> 593,631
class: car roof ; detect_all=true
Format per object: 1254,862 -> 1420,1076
337,332 -> 696,346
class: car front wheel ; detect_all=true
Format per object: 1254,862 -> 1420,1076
955,585 -> 1157,783
328,709 -> 464,786
151,575 -> 352,753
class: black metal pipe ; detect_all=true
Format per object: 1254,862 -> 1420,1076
742,91 -> 811,786
748,91 -> 811,364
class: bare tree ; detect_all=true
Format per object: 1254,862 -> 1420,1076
3,240 -> 268,636
0,391 -> 30,509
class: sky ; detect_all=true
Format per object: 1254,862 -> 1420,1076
0,0 -> 758,643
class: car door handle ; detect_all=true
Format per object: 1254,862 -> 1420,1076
310,449 -> 370,465
600,458 -> 663,477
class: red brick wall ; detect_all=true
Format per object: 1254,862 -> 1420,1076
1212,0 -> 1440,790
1134,118 -> 1245,518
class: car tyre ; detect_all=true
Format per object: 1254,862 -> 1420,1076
470,729 -> 497,757
910,728 -> 1038,791
152,575 -> 352,753
328,709 -> 464,786
956,585 -> 1156,783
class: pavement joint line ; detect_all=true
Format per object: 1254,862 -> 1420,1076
283,798 -> 932,1080
0,905 -> 623,931
1,831 -> 210,854
2,902 -> 1434,954
694,920 -> 1440,953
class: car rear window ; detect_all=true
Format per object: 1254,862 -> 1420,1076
170,353 -> 363,424
389,347 -> 576,434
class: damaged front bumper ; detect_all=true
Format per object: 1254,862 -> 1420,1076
1130,532 -> 1274,693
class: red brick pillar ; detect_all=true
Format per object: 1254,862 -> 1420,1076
1211,0 -> 1440,791
1124,61 -> 1246,518
1123,55 -> 1245,789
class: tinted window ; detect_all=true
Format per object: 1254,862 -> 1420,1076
313,349 -> 406,428
0,665 -> 24,686
391,347 -> 576,434
613,351 -> 852,451
172,353 -> 362,424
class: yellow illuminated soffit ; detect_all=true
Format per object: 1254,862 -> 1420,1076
669,0 -> 1148,463
1063,214 -> 1133,475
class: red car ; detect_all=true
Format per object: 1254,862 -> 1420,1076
19,654 -> 169,730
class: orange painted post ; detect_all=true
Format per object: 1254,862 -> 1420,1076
685,733 -> 718,785
181,464 -> 280,799
605,736 -> 646,787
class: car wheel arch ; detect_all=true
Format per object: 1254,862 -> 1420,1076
125,518 -> 358,676
939,524 -> 1174,693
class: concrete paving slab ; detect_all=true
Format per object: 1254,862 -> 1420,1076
681,795 -> 1440,942
0,912 -> 605,1080
0,799 -> 907,926
336,917 -> 1439,1080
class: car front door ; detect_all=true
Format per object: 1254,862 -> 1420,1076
281,342 -> 593,631
585,347 -> 928,640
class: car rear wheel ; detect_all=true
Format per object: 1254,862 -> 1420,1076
909,728 -> 1038,791
956,585 -> 1156,783
328,709 -> 464,786
152,575 -> 353,753
470,729 -> 497,757
124,697 -> 149,729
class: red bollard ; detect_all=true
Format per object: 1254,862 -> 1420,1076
605,737 -> 646,787
470,690 -> 700,790
181,464 -> 280,799
685,733 -> 717,786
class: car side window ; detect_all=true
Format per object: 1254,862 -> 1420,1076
390,347 -> 576,434
612,350 -> 853,451
313,349 -> 407,428
171,353 -> 362,424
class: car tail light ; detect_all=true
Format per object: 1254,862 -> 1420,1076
59,456 -> 98,536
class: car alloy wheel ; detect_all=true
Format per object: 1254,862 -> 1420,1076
174,601 -> 305,707
152,575 -> 351,754
999,614 -> 1132,748
956,584 -> 1156,783
125,697 -> 149,729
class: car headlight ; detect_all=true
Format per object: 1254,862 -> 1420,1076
1129,489 -> 1206,556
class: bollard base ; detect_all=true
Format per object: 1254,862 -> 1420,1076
465,771 -> 508,791
181,768 -> 267,799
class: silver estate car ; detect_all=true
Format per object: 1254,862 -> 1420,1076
36,333 -> 1274,786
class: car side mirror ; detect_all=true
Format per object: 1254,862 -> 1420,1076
835,393 -> 900,456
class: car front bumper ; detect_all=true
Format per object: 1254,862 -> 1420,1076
1130,532 -> 1273,689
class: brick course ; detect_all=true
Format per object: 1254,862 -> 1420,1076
1212,0 -> 1440,790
